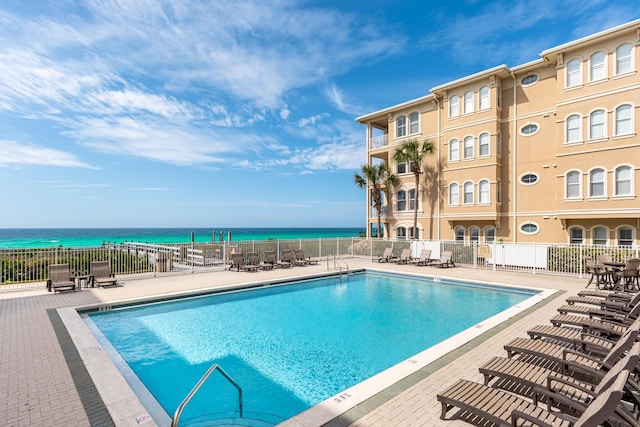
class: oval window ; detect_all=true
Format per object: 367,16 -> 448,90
521,124 -> 539,136
520,223 -> 539,234
520,173 -> 539,185
521,74 -> 538,86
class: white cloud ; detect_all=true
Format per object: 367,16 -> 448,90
0,140 -> 93,168
297,113 -> 328,127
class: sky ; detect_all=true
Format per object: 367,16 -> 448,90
1,1 -> 639,228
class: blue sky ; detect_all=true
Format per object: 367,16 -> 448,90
1,1 -> 639,228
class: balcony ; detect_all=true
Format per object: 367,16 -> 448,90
370,205 -> 389,219
369,134 -> 389,150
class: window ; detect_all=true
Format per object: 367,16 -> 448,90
485,226 -> 495,243
615,104 -> 632,135
479,86 -> 490,110
521,74 -> 538,86
496,179 -> 502,203
589,168 -> 606,197
449,138 -> 459,161
463,181 -> 474,204
479,179 -> 490,204
566,171 -> 581,198
569,227 -> 584,244
455,226 -> 465,242
520,123 -> 539,135
520,173 -> 539,185
618,227 -> 633,246
496,132 -> 502,156
589,109 -> 606,139
464,91 -> 474,114
408,188 -> 416,211
396,115 -> 406,138
520,222 -> 539,234
470,226 -> 480,242
615,166 -> 632,195
449,183 -> 459,206
478,132 -> 489,156
396,227 -> 407,239
396,190 -> 406,211
566,58 -> 582,88
616,43 -> 633,75
409,227 -> 417,239
566,114 -> 581,143
590,51 -> 606,81
396,161 -> 414,175
593,226 -> 608,246
463,136 -> 474,159
409,112 -> 419,134
449,95 -> 459,118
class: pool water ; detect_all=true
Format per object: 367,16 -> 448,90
87,272 -> 537,425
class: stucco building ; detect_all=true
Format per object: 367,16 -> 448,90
356,19 -> 640,245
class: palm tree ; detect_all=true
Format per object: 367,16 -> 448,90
354,163 -> 398,238
392,138 -> 435,239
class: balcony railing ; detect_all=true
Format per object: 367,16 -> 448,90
370,134 -> 389,149
370,206 -> 389,219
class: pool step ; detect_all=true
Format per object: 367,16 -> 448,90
180,410 -> 285,427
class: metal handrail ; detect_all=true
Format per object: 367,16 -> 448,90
171,363 -> 243,427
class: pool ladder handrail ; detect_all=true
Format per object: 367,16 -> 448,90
171,363 -> 243,427
327,255 -> 349,275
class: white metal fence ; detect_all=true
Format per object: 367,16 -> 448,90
2,238 -> 638,290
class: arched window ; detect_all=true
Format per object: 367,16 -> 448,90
618,227 -> 634,246
589,168 -> 606,197
569,226 -> 584,244
592,226 -> 608,246
409,112 -> 419,134
590,51 -> 606,81
566,58 -> 582,88
396,115 -> 406,138
478,179 -> 490,204
615,104 -> 632,135
396,226 -> 407,239
478,132 -> 490,156
589,109 -> 606,139
566,114 -> 582,143
396,190 -> 406,211
464,91 -> 474,114
463,181 -> 474,204
615,165 -> 632,196
470,226 -> 480,242
449,138 -> 459,161
479,86 -> 490,110
455,226 -> 465,242
484,226 -> 495,243
566,170 -> 581,199
449,95 -> 459,118
616,43 -> 633,75
449,183 -> 459,206
463,136 -> 474,159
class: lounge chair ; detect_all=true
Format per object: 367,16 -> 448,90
394,248 -> 412,264
479,341 -> 640,409
47,263 -> 76,292
437,368 -> 633,427
247,252 -> 272,270
293,249 -> 319,265
229,253 -> 258,272
265,250 -> 290,268
410,249 -> 433,266
90,261 -> 118,287
557,291 -> 640,317
432,250 -> 455,268
377,247 -> 393,262
550,303 -> 640,335
282,249 -> 305,266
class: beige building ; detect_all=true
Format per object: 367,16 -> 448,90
357,19 -> 640,245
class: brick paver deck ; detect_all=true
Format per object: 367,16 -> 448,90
0,260 -> 586,426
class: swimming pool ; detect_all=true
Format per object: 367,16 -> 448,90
85,271 -> 540,426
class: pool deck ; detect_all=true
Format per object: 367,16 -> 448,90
0,259 -> 588,427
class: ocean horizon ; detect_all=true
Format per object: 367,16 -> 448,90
0,227 -> 365,249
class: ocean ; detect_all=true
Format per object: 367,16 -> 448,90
0,228 -> 365,249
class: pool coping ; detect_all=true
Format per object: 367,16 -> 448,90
57,268 -> 558,427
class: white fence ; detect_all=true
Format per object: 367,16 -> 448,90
1,238 -> 638,289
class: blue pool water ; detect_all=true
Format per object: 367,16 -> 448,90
88,272 -> 537,425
